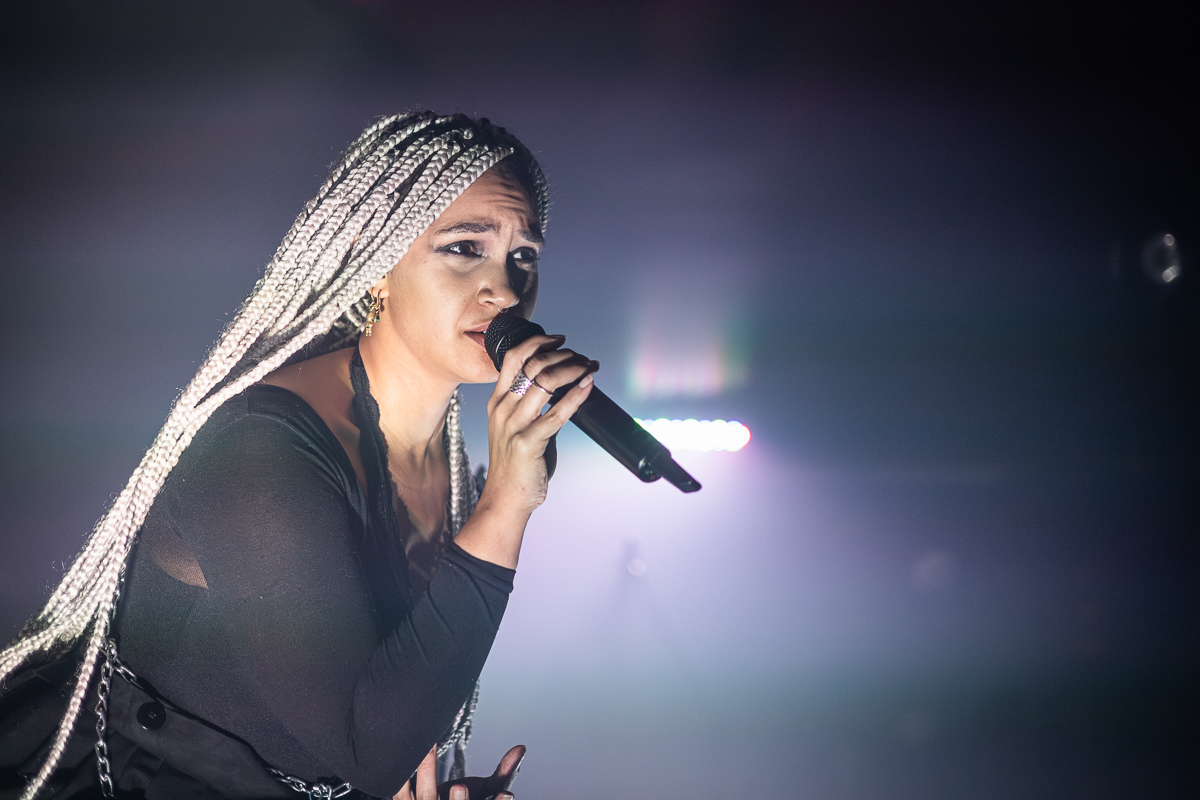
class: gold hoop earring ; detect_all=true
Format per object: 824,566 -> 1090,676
364,294 -> 383,337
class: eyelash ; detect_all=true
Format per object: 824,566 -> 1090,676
438,241 -> 483,257
438,241 -> 538,266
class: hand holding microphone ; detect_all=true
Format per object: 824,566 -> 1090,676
486,315 -> 700,493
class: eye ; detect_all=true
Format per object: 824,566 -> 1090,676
509,247 -> 539,269
438,241 -> 483,257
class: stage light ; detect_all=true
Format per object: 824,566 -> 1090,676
636,418 -> 751,452
627,298 -> 749,400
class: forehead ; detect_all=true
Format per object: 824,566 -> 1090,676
435,166 -> 539,234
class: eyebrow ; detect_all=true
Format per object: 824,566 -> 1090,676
434,220 -> 544,245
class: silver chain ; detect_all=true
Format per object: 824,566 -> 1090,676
94,638 -> 115,798
268,770 -> 353,800
95,567 -> 134,799
94,637 -> 142,796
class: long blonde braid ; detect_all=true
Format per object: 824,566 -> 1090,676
0,111 -> 549,800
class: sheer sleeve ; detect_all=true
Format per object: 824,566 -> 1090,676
118,390 -> 513,798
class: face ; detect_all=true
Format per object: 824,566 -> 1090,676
373,164 -> 542,384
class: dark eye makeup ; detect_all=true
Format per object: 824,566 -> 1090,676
437,241 -> 483,257
438,241 -> 539,268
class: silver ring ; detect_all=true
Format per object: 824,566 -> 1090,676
509,370 -> 534,396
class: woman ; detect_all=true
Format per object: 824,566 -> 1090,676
0,112 -> 595,800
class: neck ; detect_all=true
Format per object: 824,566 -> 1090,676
357,333 -> 456,473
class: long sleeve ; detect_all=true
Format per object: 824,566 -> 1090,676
117,387 -> 513,798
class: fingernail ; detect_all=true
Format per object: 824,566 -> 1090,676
579,375 -> 594,388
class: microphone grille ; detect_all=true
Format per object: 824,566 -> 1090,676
484,315 -> 546,370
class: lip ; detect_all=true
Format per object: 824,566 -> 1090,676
464,322 -> 491,350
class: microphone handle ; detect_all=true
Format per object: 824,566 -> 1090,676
559,384 -> 664,482
550,383 -> 702,492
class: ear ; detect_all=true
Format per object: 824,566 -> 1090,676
371,273 -> 390,299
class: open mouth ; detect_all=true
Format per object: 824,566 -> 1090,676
464,331 -> 486,349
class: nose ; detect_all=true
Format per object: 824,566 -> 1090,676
478,255 -> 520,311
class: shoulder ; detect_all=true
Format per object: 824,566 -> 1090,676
259,348 -> 356,433
259,347 -> 365,491
148,383 -> 366,560
199,384 -> 335,449
176,384 -> 356,494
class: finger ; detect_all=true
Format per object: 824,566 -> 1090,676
494,350 -> 588,424
493,744 -> 526,780
525,372 -> 594,440
519,348 -> 585,385
495,334 -> 564,393
523,354 -> 595,394
436,777 -> 486,800
509,357 -> 595,421
508,355 -> 587,416
393,781 -> 413,800
415,747 -> 437,800
489,336 -> 566,418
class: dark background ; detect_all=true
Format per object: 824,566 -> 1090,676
1,2 -> 1196,798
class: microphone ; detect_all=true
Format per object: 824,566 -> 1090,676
485,315 -> 701,493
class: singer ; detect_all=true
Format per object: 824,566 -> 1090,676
0,113 -> 596,800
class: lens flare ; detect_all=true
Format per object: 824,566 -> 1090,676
636,418 -> 751,452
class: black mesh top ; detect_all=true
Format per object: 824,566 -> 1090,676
114,356 -> 512,798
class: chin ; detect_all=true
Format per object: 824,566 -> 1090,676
457,348 -> 501,385
460,370 -> 500,386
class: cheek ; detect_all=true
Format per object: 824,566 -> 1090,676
514,269 -> 538,319
389,267 -> 473,340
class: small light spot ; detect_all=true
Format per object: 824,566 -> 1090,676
627,558 -> 647,577
1142,231 -> 1183,286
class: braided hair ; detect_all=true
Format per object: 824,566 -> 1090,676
0,111 -> 549,800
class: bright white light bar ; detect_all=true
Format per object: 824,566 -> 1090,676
636,418 -> 751,452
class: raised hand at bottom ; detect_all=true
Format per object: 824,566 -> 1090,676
393,744 -> 525,800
